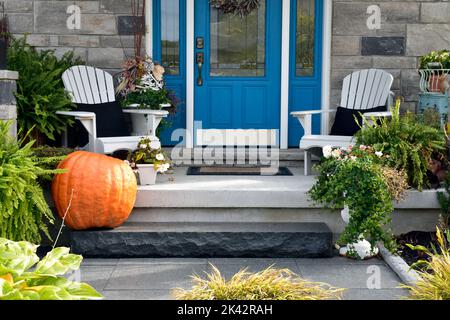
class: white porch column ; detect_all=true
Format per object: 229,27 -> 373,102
145,0 -> 153,57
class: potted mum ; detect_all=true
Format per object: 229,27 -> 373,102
116,56 -> 179,136
127,136 -> 171,186
309,145 -> 408,259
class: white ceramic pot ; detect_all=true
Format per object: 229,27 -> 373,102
341,206 -> 350,224
339,205 -> 379,259
136,164 -> 157,185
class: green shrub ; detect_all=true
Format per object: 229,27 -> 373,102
0,237 -> 102,300
355,99 -> 446,190
402,228 -> 450,300
173,264 -> 344,300
309,145 -> 408,252
0,121 -> 63,244
7,36 -> 84,143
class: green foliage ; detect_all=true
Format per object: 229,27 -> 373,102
419,49 -> 450,69
121,88 -> 173,110
356,99 -> 446,190
309,146 -> 407,251
32,146 -> 74,171
0,237 -> 102,300
7,36 -> 84,142
173,264 -> 344,300
0,122 -> 63,244
437,173 -> 450,229
402,228 -> 450,300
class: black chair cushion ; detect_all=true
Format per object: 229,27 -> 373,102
329,106 -> 387,136
67,101 -> 130,148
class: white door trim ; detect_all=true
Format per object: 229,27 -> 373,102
280,0 -> 290,149
321,0 -> 332,135
186,0 -> 195,148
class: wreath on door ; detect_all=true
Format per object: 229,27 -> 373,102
209,0 -> 260,17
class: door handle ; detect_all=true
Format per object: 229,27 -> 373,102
196,52 -> 204,86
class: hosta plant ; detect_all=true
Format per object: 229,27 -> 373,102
0,237 -> 102,300
402,228 -> 450,300
173,264 -> 344,300
309,144 -> 408,253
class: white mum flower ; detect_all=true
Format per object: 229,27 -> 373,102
157,163 -> 170,173
323,146 -> 333,158
156,153 -> 165,161
375,151 -> 383,157
331,149 -> 342,159
140,144 -> 147,149
149,140 -> 161,150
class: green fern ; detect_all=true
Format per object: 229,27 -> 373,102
0,122 -> 64,244
7,36 -> 84,142
356,99 -> 446,190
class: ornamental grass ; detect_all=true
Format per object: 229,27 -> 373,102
172,264 -> 345,300
402,228 -> 450,300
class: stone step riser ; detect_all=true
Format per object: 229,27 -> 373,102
70,222 -> 333,259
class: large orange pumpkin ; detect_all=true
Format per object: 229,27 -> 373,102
51,151 -> 137,230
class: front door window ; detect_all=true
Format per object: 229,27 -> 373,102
209,1 -> 266,77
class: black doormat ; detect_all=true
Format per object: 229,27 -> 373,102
186,166 -> 294,176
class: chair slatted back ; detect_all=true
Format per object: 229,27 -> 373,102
340,69 -> 394,110
62,66 -> 116,104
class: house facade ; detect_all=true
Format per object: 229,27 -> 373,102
5,0 -> 450,148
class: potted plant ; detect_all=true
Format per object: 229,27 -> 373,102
309,144 -> 408,259
419,50 -> 450,93
127,136 -> 171,185
116,57 -> 179,136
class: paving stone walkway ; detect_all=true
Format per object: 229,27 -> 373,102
79,256 -> 410,300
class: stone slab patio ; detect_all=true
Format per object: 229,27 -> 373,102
79,256 -> 410,300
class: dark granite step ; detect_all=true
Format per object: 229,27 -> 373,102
70,222 -> 333,258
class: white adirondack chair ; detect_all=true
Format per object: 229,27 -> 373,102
291,69 -> 395,175
58,65 -> 169,154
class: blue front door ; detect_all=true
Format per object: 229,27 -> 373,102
194,0 -> 282,146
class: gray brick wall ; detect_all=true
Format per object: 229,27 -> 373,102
5,0 -> 450,112
332,1 -> 450,112
5,0 -> 139,72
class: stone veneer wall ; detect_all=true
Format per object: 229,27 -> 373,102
5,0 -> 138,73
331,0 -> 450,112
4,0 -> 450,112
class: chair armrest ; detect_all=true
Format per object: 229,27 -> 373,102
290,109 -> 336,136
363,111 -> 392,118
290,109 -> 336,117
56,111 -> 96,119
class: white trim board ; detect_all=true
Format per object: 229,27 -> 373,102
197,129 -> 278,147
321,0 -> 332,135
280,0 -> 290,149
144,0 -> 153,57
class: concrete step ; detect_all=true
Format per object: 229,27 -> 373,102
70,222 -> 333,258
